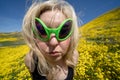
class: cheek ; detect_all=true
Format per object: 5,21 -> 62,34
36,39 -> 47,52
60,38 -> 71,52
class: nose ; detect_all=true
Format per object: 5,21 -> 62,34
49,34 -> 58,46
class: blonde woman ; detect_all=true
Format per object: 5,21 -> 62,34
22,0 -> 79,80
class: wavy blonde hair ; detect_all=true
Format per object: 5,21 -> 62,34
22,0 -> 79,79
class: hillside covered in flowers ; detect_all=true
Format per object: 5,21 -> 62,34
0,7 -> 120,80
74,7 -> 120,79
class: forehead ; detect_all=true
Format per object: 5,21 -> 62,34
39,10 -> 66,28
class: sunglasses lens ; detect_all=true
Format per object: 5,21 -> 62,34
59,20 -> 72,39
35,20 -> 47,38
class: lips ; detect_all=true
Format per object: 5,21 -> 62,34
49,51 -> 60,56
50,51 -> 58,54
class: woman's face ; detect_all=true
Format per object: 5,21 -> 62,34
35,10 -> 71,63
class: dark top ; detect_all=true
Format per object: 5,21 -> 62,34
31,66 -> 74,80
30,54 -> 74,80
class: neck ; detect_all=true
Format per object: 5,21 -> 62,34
48,58 -> 66,67
47,58 -> 68,79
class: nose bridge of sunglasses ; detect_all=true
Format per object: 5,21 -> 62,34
47,26 -> 60,34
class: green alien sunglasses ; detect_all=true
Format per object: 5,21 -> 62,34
32,17 -> 73,42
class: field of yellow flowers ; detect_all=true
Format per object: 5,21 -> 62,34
74,39 -> 120,80
0,33 -> 120,80
0,8 -> 120,80
0,33 -> 31,80
74,7 -> 120,80
0,45 -> 31,79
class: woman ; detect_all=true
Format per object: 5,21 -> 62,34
22,0 -> 79,80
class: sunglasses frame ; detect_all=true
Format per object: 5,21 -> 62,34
32,17 -> 73,41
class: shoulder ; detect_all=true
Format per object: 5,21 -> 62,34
24,50 -> 36,72
65,66 -> 74,80
68,66 -> 74,74
24,51 -> 47,79
31,67 -> 47,80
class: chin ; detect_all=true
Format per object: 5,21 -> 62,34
55,56 -> 63,61
49,55 -> 63,63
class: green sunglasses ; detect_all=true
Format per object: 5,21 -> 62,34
32,17 -> 73,41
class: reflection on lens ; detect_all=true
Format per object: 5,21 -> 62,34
59,20 -> 72,39
35,20 -> 47,38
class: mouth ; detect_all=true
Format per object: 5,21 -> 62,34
49,51 -> 60,56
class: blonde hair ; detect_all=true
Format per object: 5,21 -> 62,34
22,0 -> 79,79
